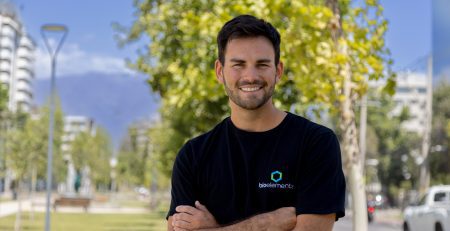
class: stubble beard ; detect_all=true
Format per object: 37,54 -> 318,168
222,74 -> 276,110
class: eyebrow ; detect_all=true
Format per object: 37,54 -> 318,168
256,59 -> 272,63
229,58 -> 272,63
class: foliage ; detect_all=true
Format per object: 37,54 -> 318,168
5,101 -> 66,182
70,127 -> 112,187
430,83 -> 450,185
360,89 -> 421,205
117,122 -> 151,187
0,83 -> 7,114
117,120 -> 171,189
116,0 -> 394,177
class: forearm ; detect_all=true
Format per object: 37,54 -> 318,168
198,213 -> 264,231
199,209 -> 295,231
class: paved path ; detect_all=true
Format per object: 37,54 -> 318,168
334,209 -> 403,231
334,216 -> 402,231
0,199 -> 32,218
0,196 -> 152,218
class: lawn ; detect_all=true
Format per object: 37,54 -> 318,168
0,212 -> 167,231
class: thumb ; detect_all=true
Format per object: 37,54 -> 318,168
195,201 -> 209,212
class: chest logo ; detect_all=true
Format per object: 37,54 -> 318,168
258,170 -> 294,190
271,171 -> 283,183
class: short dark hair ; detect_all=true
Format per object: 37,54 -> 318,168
217,15 -> 281,65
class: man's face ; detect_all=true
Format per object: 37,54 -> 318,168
215,36 -> 283,110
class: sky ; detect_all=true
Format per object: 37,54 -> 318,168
8,0 -> 432,77
10,0 -> 140,78
432,0 -> 450,78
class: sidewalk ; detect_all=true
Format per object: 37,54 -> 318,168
375,208 -> 403,226
0,196 -> 152,218
344,208 -> 403,226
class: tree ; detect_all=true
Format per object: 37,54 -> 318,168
117,124 -> 149,188
117,121 -> 169,190
117,1 -> 394,229
430,83 -> 450,184
70,128 -> 112,188
0,84 -> 9,181
0,84 -> 7,114
5,101 -> 65,231
6,101 -> 66,185
361,90 -> 421,206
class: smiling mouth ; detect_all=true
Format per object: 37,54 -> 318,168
239,86 -> 262,92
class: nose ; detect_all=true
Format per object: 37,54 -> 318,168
241,66 -> 260,83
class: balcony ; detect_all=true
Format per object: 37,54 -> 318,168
0,37 -> 15,49
19,36 -> 35,50
0,49 -> 12,59
0,62 -> 11,71
14,91 -> 31,103
17,48 -> 34,60
15,58 -> 32,71
1,24 -> 16,37
0,72 -> 9,83
16,80 -> 32,94
16,70 -> 33,81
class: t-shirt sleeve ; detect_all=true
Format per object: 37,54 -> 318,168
166,141 -> 197,219
295,128 -> 346,220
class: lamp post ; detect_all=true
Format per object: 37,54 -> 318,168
41,24 -> 68,231
110,157 -> 117,200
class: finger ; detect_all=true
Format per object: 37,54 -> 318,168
172,219 -> 193,229
177,212 -> 194,223
176,205 -> 199,215
195,201 -> 209,212
174,227 -> 189,231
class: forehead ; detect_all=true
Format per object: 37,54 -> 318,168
224,36 -> 275,61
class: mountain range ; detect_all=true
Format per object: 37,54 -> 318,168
32,73 -> 159,150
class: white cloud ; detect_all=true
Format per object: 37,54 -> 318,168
34,40 -> 135,78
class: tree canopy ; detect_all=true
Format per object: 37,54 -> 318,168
116,0 -> 394,178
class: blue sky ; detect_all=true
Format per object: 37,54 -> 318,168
10,0 -> 432,78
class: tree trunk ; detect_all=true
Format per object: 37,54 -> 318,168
340,88 -> 368,231
419,55 -> 433,196
30,165 -> 37,220
326,0 -> 368,230
14,181 -> 23,231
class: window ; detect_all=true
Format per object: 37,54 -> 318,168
397,87 -> 411,93
418,194 -> 428,205
418,87 -> 426,93
434,192 -> 446,202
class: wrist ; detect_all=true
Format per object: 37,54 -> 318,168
250,213 -> 271,230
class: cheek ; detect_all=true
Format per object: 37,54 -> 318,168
223,69 -> 240,80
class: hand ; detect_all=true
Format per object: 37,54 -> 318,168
266,207 -> 296,231
172,201 -> 219,231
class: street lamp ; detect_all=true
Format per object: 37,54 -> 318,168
41,24 -> 68,231
110,157 -> 117,193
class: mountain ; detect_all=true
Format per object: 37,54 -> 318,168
32,73 -> 160,150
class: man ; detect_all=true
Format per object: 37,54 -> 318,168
167,15 -> 346,231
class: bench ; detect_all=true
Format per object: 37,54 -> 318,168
53,197 -> 91,211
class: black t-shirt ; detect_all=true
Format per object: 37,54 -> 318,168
167,112 -> 346,225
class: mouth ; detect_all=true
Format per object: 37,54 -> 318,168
239,85 -> 263,92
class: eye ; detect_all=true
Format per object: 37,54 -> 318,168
258,63 -> 270,68
232,63 -> 244,68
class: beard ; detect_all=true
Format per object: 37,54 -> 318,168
222,74 -> 276,110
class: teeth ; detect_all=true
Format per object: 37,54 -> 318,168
241,87 -> 260,92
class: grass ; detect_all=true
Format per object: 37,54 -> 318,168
118,200 -> 150,208
0,211 -> 167,231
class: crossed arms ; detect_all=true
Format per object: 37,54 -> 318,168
167,201 -> 335,231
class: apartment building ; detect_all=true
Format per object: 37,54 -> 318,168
0,1 -> 35,113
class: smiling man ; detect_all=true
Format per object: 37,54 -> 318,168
167,15 -> 346,231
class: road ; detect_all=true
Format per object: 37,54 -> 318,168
334,216 -> 402,231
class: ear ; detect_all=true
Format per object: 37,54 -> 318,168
215,59 -> 224,84
275,61 -> 284,83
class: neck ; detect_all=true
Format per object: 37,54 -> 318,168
229,99 -> 287,132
